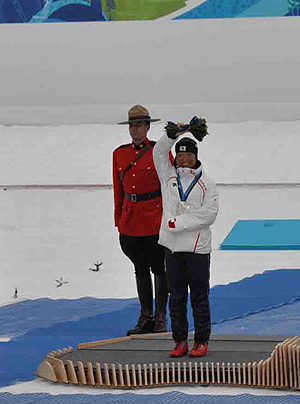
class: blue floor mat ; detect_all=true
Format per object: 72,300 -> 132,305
1,268 -> 300,388
2,269 -> 300,338
1,393 -> 300,404
210,268 -> 300,323
220,219 -> 300,250
212,299 -> 300,335
0,297 -> 139,338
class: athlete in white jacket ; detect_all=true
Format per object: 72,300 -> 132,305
153,126 -> 219,358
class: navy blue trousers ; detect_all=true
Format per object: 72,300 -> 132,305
165,249 -> 211,344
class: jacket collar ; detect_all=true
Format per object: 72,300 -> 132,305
176,161 -> 202,177
132,138 -> 150,150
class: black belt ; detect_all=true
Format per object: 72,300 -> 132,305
124,189 -> 161,203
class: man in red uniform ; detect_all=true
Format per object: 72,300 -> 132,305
113,105 -> 168,335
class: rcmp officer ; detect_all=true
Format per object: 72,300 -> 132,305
113,105 -> 169,335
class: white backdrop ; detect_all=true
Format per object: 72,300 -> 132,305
0,17 -> 300,125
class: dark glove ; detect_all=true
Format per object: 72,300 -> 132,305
189,116 -> 208,142
164,121 -> 182,139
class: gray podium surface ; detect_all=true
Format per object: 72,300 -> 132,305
59,334 -> 289,369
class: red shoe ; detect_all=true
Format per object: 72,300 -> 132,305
189,342 -> 208,358
170,341 -> 188,358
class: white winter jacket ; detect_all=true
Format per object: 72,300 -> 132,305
153,133 -> 219,254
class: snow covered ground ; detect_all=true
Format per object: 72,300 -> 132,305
0,119 -> 300,397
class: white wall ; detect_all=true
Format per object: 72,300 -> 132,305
0,17 -> 300,125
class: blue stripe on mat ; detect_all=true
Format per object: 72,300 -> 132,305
210,268 -> 300,325
0,297 -> 138,338
1,393 -> 300,404
212,299 -> 300,335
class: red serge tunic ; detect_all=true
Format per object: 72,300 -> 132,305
113,138 -> 163,237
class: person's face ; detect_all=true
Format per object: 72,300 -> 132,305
176,152 -> 197,168
129,121 -> 150,145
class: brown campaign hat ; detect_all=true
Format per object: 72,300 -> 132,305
118,105 -> 161,124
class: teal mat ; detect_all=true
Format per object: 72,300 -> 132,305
221,219 -> 300,250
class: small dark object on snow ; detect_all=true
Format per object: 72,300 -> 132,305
89,261 -> 103,272
55,277 -> 69,287
14,288 -> 18,299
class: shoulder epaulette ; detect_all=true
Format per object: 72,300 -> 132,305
115,141 -> 156,151
115,143 -> 132,151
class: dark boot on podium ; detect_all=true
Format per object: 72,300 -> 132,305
153,274 -> 169,333
127,275 -> 154,336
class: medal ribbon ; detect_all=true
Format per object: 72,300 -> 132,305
177,171 -> 202,202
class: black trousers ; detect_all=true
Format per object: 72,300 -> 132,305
165,248 -> 211,344
119,234 -> 165,278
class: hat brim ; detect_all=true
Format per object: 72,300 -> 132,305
118,118 -> 161,125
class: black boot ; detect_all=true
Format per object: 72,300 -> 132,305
127,275 -> 154,336
126,308 -> 154,336
153,274 -> 169,333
